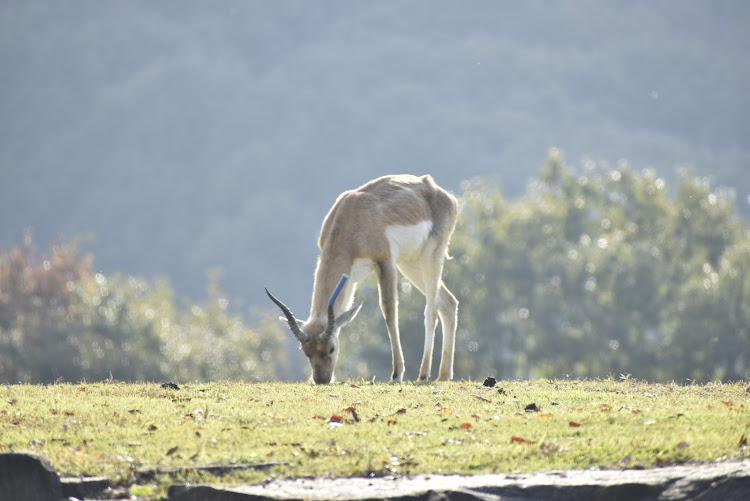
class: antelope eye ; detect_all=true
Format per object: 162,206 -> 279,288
329,346 -> 335,355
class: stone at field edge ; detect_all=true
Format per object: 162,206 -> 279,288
0,452 -> 62,501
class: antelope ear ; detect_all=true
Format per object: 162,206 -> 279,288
334,302 -> 363,329
278,316 -> 305,331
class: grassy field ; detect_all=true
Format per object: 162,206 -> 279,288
2,379 -> 749,498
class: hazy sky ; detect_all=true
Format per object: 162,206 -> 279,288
2,1 -> 748,309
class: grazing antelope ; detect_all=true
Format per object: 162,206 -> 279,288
266,174 -> 459,384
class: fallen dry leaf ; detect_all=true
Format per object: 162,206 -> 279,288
511,435 -> 537,445
460,422 -> 472,429
539,413 -> 553,418
345,407 -> 360,422
166,446 -> 179,456
387,419 -> 397,425
569,421 -> 582,428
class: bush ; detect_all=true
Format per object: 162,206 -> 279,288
442,153 -> 750,381
0,234 -> 288,383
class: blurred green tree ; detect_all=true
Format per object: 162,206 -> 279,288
0,235 -> 288,383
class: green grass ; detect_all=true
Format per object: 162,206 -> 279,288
2,379 -> 749,498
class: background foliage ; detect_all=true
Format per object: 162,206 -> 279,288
3,156 -> 747,384
0,235 -> 288,383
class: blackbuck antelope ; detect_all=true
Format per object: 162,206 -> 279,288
266,174 -> 459,384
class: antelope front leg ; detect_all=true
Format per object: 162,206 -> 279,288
376,260 -> 404,382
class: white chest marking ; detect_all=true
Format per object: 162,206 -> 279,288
386,221 -> 433,259
346,222 -> 433,287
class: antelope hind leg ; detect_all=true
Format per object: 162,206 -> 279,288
436,283 -> 458,381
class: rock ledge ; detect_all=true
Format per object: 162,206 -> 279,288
168,461 -> 750,501
1,453 -> 748,500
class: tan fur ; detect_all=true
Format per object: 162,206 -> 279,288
274,174 -> 459,384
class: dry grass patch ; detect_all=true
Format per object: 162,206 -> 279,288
2,379 -> 748,498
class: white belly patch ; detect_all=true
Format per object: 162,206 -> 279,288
386,221 -> 433,258
349,258 -> 374,282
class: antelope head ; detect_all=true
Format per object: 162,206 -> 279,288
265,274 -> 361,384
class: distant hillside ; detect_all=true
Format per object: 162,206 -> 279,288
1,0 -> 748,309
